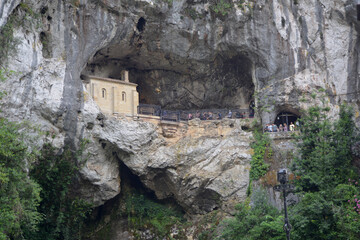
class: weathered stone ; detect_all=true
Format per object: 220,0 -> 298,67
0,0 -> 20,28
0,0 -> 359,213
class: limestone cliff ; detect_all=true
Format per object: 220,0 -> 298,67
0,0 -> 359,219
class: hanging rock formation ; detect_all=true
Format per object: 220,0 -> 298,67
0,0 -> 359,214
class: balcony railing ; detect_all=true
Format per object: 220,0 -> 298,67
138,104 -> 161,116
137,104 -> 255,122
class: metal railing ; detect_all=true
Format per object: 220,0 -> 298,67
137,104 -> 161,116
137,104 -> 255,122
161,110 -> 180,122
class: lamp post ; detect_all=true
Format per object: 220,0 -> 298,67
273,169 -> 294,240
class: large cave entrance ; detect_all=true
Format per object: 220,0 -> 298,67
82,54 -> 255,112
82,29 -> 255,113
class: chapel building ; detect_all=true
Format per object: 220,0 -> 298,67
84,70 -> 139,116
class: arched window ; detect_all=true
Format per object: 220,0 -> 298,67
102,88 -> 106,99
122,91 -> 126,102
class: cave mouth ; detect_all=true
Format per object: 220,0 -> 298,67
136,17 -> 146,32
274,112 -> 300,127
86,161 -> 186,227
82,46 -> 255,112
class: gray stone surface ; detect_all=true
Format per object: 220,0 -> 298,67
0,0 -> 359,212
0,0 -> 20,28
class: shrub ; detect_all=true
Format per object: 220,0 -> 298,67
29,143 -> 92,240
220,189 -> 283,240
125,192 -> 184,237
0,118 -> 42,239
211,0 -> 233,16
250,131 -> 271,180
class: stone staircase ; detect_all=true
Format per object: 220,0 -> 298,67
160,121 -> 180,138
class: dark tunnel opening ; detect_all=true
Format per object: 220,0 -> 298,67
136,17 -> 146,32
274,112 -> 300,127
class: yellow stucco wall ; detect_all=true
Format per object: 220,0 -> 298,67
85,76 -> 139,116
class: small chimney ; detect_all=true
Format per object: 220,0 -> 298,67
121,70 -> 129,82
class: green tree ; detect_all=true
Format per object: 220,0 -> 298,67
292,103 -> 357,192
0,118 -> 42,240
124,191 -> 184,238
290,102 -> 360,239
220,189 -> 284,240
249,131 -> 271,181
29,143 -> 91,240
220,101 -> 360,240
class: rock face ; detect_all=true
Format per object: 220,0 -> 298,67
0,0 -> 21,27
0,0 -> 359,214
122,118 -> 252,213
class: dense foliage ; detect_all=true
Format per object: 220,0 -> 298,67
125,191 -> 184,238
292,103 -> 357,192
0,119 -> 41,240
221,189 -> 284,240
290,103 -> 360,239
0,67 -> 90,240
28,143 -> 91,240
249,131 -> 271,181
0,119 -> 91,240
220,102 -> 360,240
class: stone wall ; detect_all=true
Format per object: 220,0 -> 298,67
0,0 -> 359,215
85,76 -> 139,116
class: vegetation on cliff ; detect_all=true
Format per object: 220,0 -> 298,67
249,131 -> 271,181
0,121 -> 91,240
290,103 -> 360,239
0,76 -> 90,239
0,1 -> 40,65
219,103 -> 360,240
29,142 -> 91,240
0,118 -> 41,240
221,189 -> 283,240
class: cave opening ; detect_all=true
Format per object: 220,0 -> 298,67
136,17 -> 146,32
274,112 -> 300,127
82,44 -> 255,114
86,161 -> 186,232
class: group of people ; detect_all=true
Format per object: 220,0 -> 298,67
187,110 -> 250,121
188,111 -> 217,120
264,122 -> 296,132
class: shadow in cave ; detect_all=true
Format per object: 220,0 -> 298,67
274,112 -> 300,126
84,160 -> 185,230
82,45 -> 255,111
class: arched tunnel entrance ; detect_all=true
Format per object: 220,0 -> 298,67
274,112 -> 300,127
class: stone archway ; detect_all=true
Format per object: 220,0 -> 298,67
274,111 -> 299,127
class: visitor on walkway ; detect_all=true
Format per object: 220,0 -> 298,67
227,110 -> 232,118
208,112 -> 213,120
283,123 -> 288,132
279,124 -> 284,132
272,124 -> 278,132
290,122 -> 295,131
